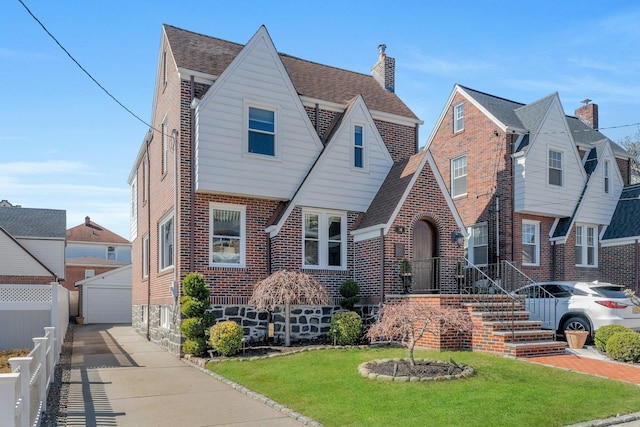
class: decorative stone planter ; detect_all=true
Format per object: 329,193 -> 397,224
565,330 -> 589,349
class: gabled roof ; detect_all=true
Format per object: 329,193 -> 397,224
357,153 -> 424,230
602,184 -> 640,240
163,24 -> 418,120
74,264 -> 132,287
457,85 -> 629,158
0,206 -> 66,239
0,226 -> 57,277
66,218 -> 130,244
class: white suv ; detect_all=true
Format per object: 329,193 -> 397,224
513,281 -> 640,337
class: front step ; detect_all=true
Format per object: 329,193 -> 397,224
465,297 -> 564,358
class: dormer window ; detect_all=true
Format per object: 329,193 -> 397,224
453,103 -> 464,133
548,149 -> 563,186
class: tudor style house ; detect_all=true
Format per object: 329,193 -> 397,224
427,84 -> 637,287
129,25 -> 465,355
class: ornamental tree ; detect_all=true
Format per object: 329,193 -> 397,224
249,270 -> 329,346
366,300 -> 473,366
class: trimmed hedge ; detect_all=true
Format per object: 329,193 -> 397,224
594,325 -> 632,352
329,311 -> 362,346
209,321 -> 244,357
606,331 -> 640,363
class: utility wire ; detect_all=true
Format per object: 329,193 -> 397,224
18,0 -> 155,132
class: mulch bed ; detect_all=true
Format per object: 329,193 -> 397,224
367,359 -> 464,377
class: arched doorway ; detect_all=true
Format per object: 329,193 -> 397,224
413,220 -> 439,292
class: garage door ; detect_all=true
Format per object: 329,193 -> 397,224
85,286 -> 132,324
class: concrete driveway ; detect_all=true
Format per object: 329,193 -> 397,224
64,324 -> 308,427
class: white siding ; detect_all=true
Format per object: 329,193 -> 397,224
575,143 -> 624,225
130,175 -> 138,241
193,28 -> 322,200
514,99 -> 585,216
66,242 -> 132,263
298,100 -> 393,212
0,233 -> 51,276
18,238 -> 65,279
80,265 -> 132,324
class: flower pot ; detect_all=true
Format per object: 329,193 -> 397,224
75,316 -> 84,325
565,330 -> 588,349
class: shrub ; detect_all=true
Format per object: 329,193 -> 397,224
182,338 -> 207,356
209,321 -> 244,357
329,311 -> 363,345
180,317 -> 204,339
606,331 -> 640,363
180,272 -> 215,357
181,296 -> 208,318
339,280 -> 360,311
594,325 -> 632,352
182,272 -> 210,301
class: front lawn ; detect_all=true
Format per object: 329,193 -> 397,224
207,347 -> 640,427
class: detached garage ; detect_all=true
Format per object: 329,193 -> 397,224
76,264 -> 132,324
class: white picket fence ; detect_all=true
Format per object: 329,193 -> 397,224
0,283 -> 69,427
0,327 -> 57,427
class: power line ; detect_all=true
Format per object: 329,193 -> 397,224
18,0 -> 154,132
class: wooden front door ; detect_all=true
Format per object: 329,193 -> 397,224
413,220 -> 438,292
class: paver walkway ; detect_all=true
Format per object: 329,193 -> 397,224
525,352 -> 640,385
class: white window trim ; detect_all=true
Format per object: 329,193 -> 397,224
210,202 -> 246,268
142,234 -> 149,278
548,148 -> 564,187
243,100 -> 280,160
522,220 -> 540,267
159,212 -> 174,272
575,224 -> 598,267
302,209 -> 347,270
467,223 -> 488,266
352,122 -> 368,171
160,306 -> 171,329
453,102 -> 464,133
451,154 -> 467,198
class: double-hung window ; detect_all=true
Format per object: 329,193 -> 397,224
248,106 -> 275,156
469,223 -> 488,265
161,119 -> 168,174
522,220 -> 540,266
604,160 -> 610,193
303,211 -> 346,269
354,125 -> 364,169
159,214 -> 174,270
210,203 -> 245,266
107,246 -> 116,260
575,224 -> 597,267
453,103 -> 464,133
142,234 -> 149,278
548,149 -> 563,186
451,155 -> 467,197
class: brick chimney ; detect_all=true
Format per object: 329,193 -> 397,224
371,44 -> 395,93
575,99 -> 598,130
85,216 -> 91,226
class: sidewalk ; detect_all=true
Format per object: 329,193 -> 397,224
52,324 -> 309,427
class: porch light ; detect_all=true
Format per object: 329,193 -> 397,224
451,231 -> 464,248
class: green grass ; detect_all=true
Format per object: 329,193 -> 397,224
207,347 -> 640,427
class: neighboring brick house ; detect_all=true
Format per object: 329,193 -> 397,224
428,84 -> 636,285
128,25 -> 464,355
65,216 -> 131,317
0,205 -> 66,285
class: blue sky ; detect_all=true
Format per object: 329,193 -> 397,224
2,1 -> 639,240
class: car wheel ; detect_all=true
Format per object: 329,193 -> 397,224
562,316 -> 590,334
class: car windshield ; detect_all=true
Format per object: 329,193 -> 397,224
591,286 -> 627,299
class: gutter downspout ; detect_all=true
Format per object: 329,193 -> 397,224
380,228 -> 385,303
636,239 -> 639,293
145,130 -> 152,341
190,76 -> 195,273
